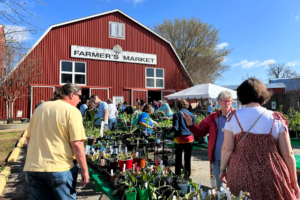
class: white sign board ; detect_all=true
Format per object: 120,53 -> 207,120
71,45 -> 157,65
16,110 -> 23,118
271,101 -> 276,110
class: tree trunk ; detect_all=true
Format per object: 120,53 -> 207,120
7,101 -> 13,124
5,101 -> 8,124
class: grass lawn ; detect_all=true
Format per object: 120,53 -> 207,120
0,132 -> 23,166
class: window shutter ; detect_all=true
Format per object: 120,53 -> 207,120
110,23 -> 117,37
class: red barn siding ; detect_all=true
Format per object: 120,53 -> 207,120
132,90 -> 147,105
31,87 -> 55,115
90,89 -> 109,101
3,10 -> 193,119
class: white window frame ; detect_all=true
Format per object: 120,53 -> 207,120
145,68 -> 165,89
109,21 -> 125,39
60,60 -> 87,86
113,96 -> 124,106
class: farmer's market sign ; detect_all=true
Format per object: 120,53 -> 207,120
71,45 -> 157,65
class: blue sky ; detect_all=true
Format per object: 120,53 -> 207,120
4,0 -> 300,86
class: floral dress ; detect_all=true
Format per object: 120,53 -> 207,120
226,111 -> 296,200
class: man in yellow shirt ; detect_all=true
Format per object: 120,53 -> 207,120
24,83 -> 89,200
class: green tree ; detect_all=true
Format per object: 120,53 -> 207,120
153,17 -> 232,84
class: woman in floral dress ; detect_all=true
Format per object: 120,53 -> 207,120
220,78 -> 299,200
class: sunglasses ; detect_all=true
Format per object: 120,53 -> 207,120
74,93 -> 82,98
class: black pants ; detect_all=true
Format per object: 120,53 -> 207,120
174,142 -> 193,177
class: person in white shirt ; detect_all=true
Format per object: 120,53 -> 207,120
220,78 -> 299,199
107,98 -> 118,130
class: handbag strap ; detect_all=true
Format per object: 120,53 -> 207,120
235,110 -> 267,148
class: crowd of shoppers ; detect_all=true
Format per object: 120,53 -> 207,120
25,78 -> 300,200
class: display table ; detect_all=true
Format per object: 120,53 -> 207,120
291,138 -> 300,147
88,164 -> 121,200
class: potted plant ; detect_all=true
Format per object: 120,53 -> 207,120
175,168 -> 190,195
133,152 -> 147,168
136,171 -> 154,200
113,173 -> 138,200
119,153 -> 133,171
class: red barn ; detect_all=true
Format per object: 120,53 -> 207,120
0,9 -> 193,120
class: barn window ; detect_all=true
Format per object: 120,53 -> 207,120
60,61 -> 86,85
146,68 -> 164,89
109,21 -> 125,39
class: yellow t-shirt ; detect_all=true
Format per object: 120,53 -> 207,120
24,100 -> 86,172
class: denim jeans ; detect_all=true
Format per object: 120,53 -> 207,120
174,142 -> 193,177
25,166 -> 78,200
212,160 -> 224,190
108,118 -> 117,130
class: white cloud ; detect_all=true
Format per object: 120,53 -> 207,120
257,59 -> 276,66
286,60 -> 300,67
296,15 -> 299,21
216,42 -> 228,49
232,59 -> 275,69
3,25 -> 33,42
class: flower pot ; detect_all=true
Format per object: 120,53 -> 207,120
111,161 -> 119,169
87,138 -> 94,146
137,188 -> 149,200
125,188 -> 137,200
177,181 -> 188,195
119,159 -> 133,171
133,158 -> 146,168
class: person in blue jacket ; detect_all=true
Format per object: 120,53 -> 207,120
139,104 -> 153,136
171,98 -> 196,177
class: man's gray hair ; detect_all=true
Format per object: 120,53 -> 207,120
217,90 -> 233,101
52,83 -> 81,100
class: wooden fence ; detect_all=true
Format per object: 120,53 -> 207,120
264,93 -> 300,113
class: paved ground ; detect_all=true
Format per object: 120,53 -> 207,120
0,143 -> 212,200
0,124 -> 28,133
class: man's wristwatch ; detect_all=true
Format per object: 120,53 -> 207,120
220,168 -> 226,172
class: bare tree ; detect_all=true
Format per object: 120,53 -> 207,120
0,0 -> 44,49
267,63 -> 298,79
241,73 -> 256,81
153,17 -> 232,84
0,41 -> 43,123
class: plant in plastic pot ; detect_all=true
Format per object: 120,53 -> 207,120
136,170 -> 154,200
113,173 -> 138,200
133,152 -> 147,168
175,168 -> 190,195
118,153 -> 133,171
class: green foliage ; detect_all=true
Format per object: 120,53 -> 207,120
83,109 -> 101,137
195,114 -> 205,124
118,152 -> 132,160
150,111 -> 165,118
282,107 -> 300,131
121,114 -> 141,134
174,168 -> 190,184
156,119 -> 173,129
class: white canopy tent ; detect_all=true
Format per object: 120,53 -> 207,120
165,83 -> 237,100
165,83 -> 240,109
